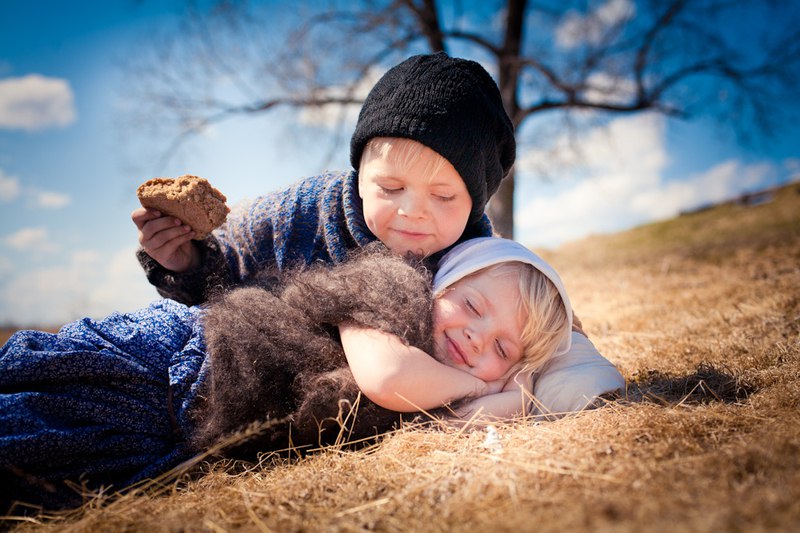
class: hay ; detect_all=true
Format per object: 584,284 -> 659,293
4,184 -> 800,532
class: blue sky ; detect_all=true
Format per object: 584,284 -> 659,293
1,0 -> 798,326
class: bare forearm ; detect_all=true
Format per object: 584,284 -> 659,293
340,326 -> 489,412
452,390 -> 529,420
450,371 -> 534,421
373,349 -> 489,411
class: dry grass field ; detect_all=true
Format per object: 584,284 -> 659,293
4,183 -> 799,532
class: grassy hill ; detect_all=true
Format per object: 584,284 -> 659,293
538,181 -> 800,268
5,183 -> 800,532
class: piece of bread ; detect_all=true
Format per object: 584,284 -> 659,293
137,175 -> 230,240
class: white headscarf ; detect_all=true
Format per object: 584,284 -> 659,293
434,237 -> 573,357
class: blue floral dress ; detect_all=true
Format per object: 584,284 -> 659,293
0,299 -> 208,510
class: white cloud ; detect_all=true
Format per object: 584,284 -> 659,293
0,74 -> 77,130
0,168 -> 70,208
33,190 -> 71,208
0,246 -> 160,326
785,158 -> 800,182
0,256 -> 11,278
556,0 -> 635,49
627,160 -> 771,219
518,112 -> 667,178
582,71 -> 637,106
86,248 -> 161,316
515,113 -> 778,249
0,169 -> 20,201
4,226 -> 57,252
297,67 -> 384,129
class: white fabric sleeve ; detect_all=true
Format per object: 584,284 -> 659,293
529,332 -> 625,417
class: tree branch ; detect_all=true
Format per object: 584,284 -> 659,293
633,0 -> 689,101
400,0 -> 447,51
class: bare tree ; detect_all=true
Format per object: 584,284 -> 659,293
122,0 -> 800,238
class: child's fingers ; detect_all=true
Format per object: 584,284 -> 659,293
142,222 -> 193,250
131,207 -> 162,228
485,377 -> 507,395
154,230 -> 196,258
134,208 -> 198,272
146,230 -> 196,273
138,215 -> 187,242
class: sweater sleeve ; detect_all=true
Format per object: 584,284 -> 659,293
137,172 -> 372,305
136,235 -> 230,306
135,189 -> 285,305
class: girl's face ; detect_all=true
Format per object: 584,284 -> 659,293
432,270 -> 525,381
359,138 -> 472,257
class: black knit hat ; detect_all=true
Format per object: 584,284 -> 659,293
350,52 -> 516,224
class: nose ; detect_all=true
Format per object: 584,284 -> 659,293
463,327 -> 485,355
397,193 -> 427,219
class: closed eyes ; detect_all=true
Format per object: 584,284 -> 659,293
495,339 -> 508,360
466,297 -> 508,359
378,187 -> 455,203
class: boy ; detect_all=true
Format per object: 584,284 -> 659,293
133,52 -> 513,304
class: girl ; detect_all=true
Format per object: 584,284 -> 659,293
1,238 -> 570,511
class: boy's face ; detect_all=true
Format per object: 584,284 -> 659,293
432,270 -> 525,382
359,139 -> 472,257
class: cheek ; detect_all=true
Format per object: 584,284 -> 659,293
433,298 -> 458,329
362,197 -> 392,229
480,359 -> 509,381
434,202 -> 470,233
456,200 -> 472,221
432,302 -> 446,331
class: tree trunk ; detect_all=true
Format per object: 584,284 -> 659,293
487,0 -> 526,239
488,168 -> 515,238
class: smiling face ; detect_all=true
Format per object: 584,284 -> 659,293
432,267 -> 526,381
358,137 -> 472,257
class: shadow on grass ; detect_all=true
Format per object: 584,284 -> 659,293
623,362 -> 759,406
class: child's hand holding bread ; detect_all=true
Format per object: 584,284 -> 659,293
132,175 -> 229,273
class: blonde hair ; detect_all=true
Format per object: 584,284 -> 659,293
459,261 -> 570,373
359,137 -> 450,182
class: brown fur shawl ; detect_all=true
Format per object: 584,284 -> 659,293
192,244 -> 437,458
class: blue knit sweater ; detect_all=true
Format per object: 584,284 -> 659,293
138,170 -> 494,305
0,299 -> 207,510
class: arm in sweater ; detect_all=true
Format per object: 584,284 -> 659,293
137,173 -> 344,305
